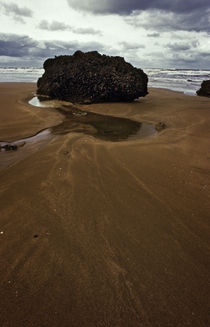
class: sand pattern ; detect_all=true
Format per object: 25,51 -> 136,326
0,84 -> 209,327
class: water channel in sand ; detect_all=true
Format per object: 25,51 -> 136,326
0,96 -> 157,170
29,97 -> 157,141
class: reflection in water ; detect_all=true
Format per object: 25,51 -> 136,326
52,107 -> 141,141
0,96 -> 156,170
31,97 -> 157,141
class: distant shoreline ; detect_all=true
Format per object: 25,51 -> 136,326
1,67 -> 210,95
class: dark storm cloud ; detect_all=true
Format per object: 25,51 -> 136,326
67,0 -> 210,15
126,9 -> 210,32
167,41 -> 199,52
168,52 -> 210,67
67,0 -> 210,33
143,49 -> 210,68
0,34 -> 36,57
0,2 -> 33,23
150,40 -> 202,67
38,20 -> 102,35
0,33 -> 105,59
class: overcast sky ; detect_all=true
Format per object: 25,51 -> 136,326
0,0 -> 210,68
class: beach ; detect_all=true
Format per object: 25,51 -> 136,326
0,83 -> 209,326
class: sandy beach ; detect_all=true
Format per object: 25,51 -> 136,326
0,83 -> 209,326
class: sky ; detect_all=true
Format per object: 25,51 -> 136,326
0,0 -> 210,68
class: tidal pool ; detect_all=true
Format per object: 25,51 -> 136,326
0,96 -> 157,170
30,97 -> 157,141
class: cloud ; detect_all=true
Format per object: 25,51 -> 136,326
167,51 -> 210,67
38,20 -> 70,31
120,41 -> 145,50
0,31 -> 209,69
38,20 -> 102,35
0,2 -> 33,23
67,0 -> 210,34
0,34 -> 37,57
34,40 -> 105,58
74,27 -> 102,35
167,41 -> 199,52
67,0 -> 210,15
126,9 -> 210,33
140,48 -> 210,68
147,33 -> 160,37
0,33 -> 106,60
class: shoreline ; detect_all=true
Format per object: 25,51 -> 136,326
0,65 -> 208,96
0,82 -> 209,141
0,83 -> 210,327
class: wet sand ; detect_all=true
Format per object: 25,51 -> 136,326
0,83 -> 210,326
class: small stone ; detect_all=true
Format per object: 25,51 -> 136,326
3,144 -> 18,151
155,122 -> 167,131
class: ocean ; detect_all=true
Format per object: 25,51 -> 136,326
0,67 -> 209,96
145,68 -> 210,96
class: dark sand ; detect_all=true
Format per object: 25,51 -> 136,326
0,83 -> 209,326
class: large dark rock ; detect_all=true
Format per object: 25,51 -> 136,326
196,80 -> 210,97
37,51 -> 148,104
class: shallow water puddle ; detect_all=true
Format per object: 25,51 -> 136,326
30,96 -> 157,141
0,96 -> 156,170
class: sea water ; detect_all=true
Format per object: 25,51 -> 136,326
0,67 -> 210,96
144,68 -> 210,96
0,67 -> 44,83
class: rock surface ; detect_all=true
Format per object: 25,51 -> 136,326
1,144 -> 17,151
37,51 -> 148,104
196,80 -> 210,97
